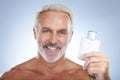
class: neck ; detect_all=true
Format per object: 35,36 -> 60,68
37,53 -> 66,73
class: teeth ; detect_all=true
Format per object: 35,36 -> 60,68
47,46 -> 57,50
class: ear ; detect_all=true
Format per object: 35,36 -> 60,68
33,27 -> 37,39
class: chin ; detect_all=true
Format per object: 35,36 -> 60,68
40,51 -> 65,63
38,43 -> 68,63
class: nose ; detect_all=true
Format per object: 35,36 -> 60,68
50,33 -> 58,44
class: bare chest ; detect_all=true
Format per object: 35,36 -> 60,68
24,71 -> 90,80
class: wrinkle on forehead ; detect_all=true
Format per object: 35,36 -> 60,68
39,11 -> 69,30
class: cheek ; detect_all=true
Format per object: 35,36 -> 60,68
38,34 -> 50,43
60,36 -> 68,45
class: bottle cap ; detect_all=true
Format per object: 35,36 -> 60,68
87,31 -> 97,40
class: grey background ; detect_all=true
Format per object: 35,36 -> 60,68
0,0 -> 120,79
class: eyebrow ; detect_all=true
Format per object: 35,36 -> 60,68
42,27 -> 50,30
41,27 -> 68,31
58,29 -> 67,32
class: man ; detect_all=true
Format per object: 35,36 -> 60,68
0,4 -> 110,80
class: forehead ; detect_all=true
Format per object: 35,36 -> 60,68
39,11 -> 69,30
39,10 -> 69,19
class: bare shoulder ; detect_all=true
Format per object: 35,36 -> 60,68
64,58 -> 84,72
64,58 -> 93,80
0,58 -> 37,80
0,58 -> 94,80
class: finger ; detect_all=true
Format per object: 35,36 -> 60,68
87,67 -> 106,77
87,67 -> 99,77
85,61 -> 108,73
80,52 -> 108,59
84,62 -> 101,70
83,57 -> 109,70
87,63 -> 97,76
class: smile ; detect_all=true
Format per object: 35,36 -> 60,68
47,46 -> 57,50
43,43 -> 61,50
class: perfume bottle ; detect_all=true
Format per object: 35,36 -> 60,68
78,31 -> 101,61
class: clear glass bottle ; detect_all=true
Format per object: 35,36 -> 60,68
78,31 -> 101,61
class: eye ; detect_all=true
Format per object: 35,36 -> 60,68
59,31 -> 65,34
58,30 -> 67,36
42,28 -> 50,33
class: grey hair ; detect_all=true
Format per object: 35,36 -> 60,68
34,4 -> 73,33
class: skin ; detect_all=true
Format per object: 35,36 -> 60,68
80,52 -> 110,80
35,11 -> 70,63
0,11 -> 110,80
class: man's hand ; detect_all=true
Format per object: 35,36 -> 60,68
80,52 -> 110,80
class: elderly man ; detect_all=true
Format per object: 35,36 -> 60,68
0,4 -> 110,80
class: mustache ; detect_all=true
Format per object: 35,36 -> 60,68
42,43 -> 62,49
